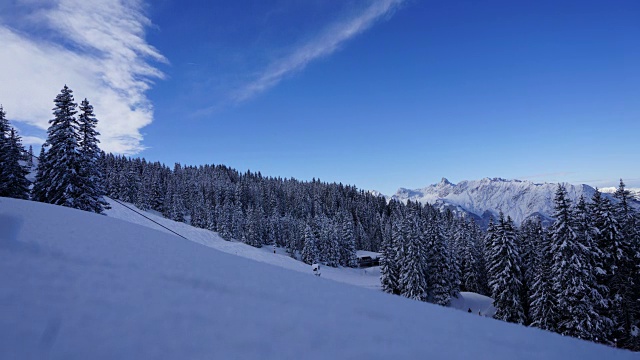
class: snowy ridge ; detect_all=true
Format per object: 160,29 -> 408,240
1,197 -> 635,359
392,177 -> 636,225
601,187 -> 640,200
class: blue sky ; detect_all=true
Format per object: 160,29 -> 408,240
1,0 -> 639,195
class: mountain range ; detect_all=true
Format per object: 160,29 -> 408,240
390,178 -> 640,227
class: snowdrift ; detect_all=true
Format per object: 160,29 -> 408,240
0,197 -> 635,359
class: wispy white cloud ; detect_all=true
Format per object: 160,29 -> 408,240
233,0 -> 405,102
0,0 -> 165,154
21,135 -> 46,146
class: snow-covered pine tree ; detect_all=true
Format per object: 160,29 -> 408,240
301,224 -> 319,265
325,219 -> 341,267
0,105 -> 29,199
518,219 -> 542,324
611,179 -> 639,349
572,195 -> 611,343
0,105 -> 8,149
550,188 -> 603,340
529,225 -> 558,332
441,211 -> 461,299
76,98 -> 106,213
468,219 -> 490,296
339,214 -> 358,267
548,185 -> 583,335
456,218 -> 485,295
0,126 -> 30,199
399,217 -> 428,302
487,213 -> 525,324
32,85 -> 84,208
31,147 -> 47,202
425,211 -> 453,306
26,145 -> 34,168
245,205 -> 263,248
380,215 -> 400,294
0,105 -> 12,194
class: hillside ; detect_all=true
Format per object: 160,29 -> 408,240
104,197 -> 496,316
0,197 -> 635,359
392,177 -> 637,226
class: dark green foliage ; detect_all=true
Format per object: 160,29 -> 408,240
0,107 -> 30,199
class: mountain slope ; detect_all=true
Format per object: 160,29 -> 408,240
0,197 -> 635,359
601,186 -> 640,200
392,178 -> 636,226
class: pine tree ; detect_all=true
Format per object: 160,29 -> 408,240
0,126 -> 30,199
0,105 -> 12,195
400,219 -> 428,301
518,219 -> 541,324
487,213 -> 525,324
32,85 -> 84,207
425,213 -> 452,306
383,213 -> 405,295
529,226 -> 558,332
26,145 -> 34,168
301,224 -> 319,265
551,190 -> 604,341
380,217 -> 399,294
571,196 -> 611,342
611,179 -> 639,349
31,147 -> 47,202
340,214 -> 357,267
549,185 -> 581,334
76,98 -> 106,213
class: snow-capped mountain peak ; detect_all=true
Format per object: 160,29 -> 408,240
392,178 -> 637,226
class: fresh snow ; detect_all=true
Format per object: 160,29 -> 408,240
105,198 -> 381,290
450,292 -> 497,317
1,197 -> 636,359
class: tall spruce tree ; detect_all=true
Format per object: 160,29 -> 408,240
487,213 -> 525,324
611,180 -> 639,349
76,98 -> 106,213
425,212 -> 453,306
529,224 -> 558,332
571,195 -> 611,343
549,185 -> 581,335
0,126 -> 30,199
380,216 -> 399,294
301,224 -> 319,265
32,85 -> 83,207
551,190 -> 604,341
0,105 -> 12,195
399,215 -> 428,302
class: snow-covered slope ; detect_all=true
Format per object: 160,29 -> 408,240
1,197 -> 635,359
392,177 -> 635,226
106,198 -> 489,315
104,198 -> 381,290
